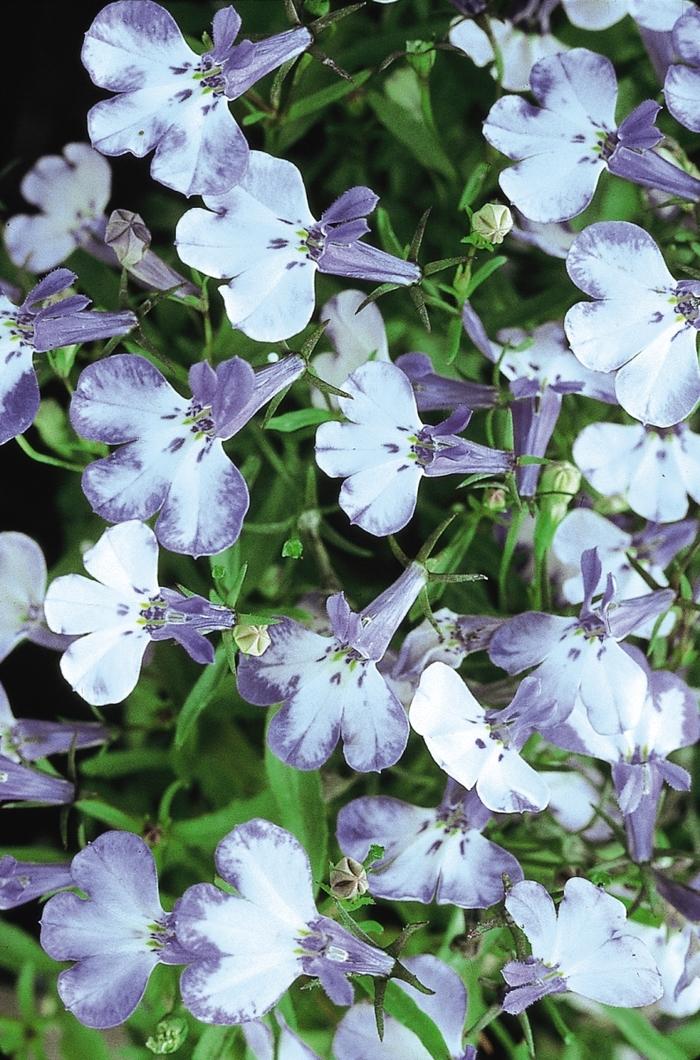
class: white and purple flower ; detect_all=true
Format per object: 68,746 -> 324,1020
0,855 -> 73,911
0,532 -> 72,661
71,352 -> 304,556
0,269 -> 136,446
82,2 -> 311,197
562,0 -> 692,32
310,289 -> 390,410
175,152 -> 421,341
315,361 -> 513,536
565,221 -> 700,427
449,11 -> 567,92
44,521 -> 235,705
0,681 -> 108,764
501,877 -> 662,1013
0,756 -> 74,807
175,819 -> 394,1023
665,7 -> 700,131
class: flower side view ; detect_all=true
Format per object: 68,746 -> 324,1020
81,2 -> 311,197
0,269 -> 136,446
483,48 -> 700,222
315,361 -> 513,536
0,681 -> 109,764
0,856 -> 73,911
565,221 -> 700,427
44,521 -> 235,705
175,819 -> 394,1023
70,352 -> 304,556
175,151 -> 421,341
501,877 -> 663,1013
40,831 -> 188,1028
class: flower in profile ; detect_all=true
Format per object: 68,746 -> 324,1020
410,663 -> 551,814
315,361 -> 512,536
44,521 -> 235,705
394,353 -> 497,413
337,781 -> 523,907
501,877 -> 662,1013
0,855 -> 72,911
0,532 -> 72,661
488,548 -> 674,734
71,352 -> 304,556
237,565 -> 426,772
565,222 -> 700,426
175,152 -> 421,341
4,144 -> 112,272
82,2 -> 311,197
544,654 -> 699,863
309,289 -> 390,410
572,421 -> 700,520
175,820 -> 394,1023
665,8 -> 700,132
41,831 -> 188,1028
334,954 -> 475,1060
0,682 -> 108,763
0,269 -> 136,446
0,756 -> 74,807
483,49 -> 700,222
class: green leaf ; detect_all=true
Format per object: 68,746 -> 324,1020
603,1008 -> 690,1060
465,255 -> 508,297
192,1025 -> 239,1060
459,162 -> 491,210
74,799 -> 143,832
171,791 -> 277,851
0,921 -> 56,973
60,1018 -> 113,1060
367,91 -> 456,180
175,646 -> 228,749
266,408 -> 336,432
80,749 -> 172,778
285,69 -> 372,122
264,726 -> 329,886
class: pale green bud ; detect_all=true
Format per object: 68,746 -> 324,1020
471,203 -> 513,245
233,623 -> 271,657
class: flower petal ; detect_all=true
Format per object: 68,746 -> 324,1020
58,627 -> 150,705
83,520 -> 159,596
71,354 -> 186,443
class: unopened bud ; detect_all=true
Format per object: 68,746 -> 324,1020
483,486 -> 507,512
233,623 -> 271,657
406,39 -> 436,79
105,209 -> 151,268
539,461 -> 581,520
330,856 -> 369,900
471,203 -> 513,245
145,1016 -> 188,1055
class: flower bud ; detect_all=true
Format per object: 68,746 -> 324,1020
105,209 -> 151,268
471,203 -> 513,245
539,461 -> 581,520
233,623 -> 271,657
330,856 -> 369,900
406,40 -> 436,80
145,1016 -> 189,1055
483,486 -> 507,512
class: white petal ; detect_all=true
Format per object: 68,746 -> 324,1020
82,521 -> 160,595
674,427 -> 700,504
0,532 -> 46,659
20,143 -> 111,224
338,361 -> 422,431
87,85 -> 183,158
572,422 -> 645,496
338,460 -> 424,536
626,432 -> 690,522
477,747 -> 550,814
630,0 -> 692,31
82,1 -> 194,91
565,295 -> 676,373
4,215 -> 78,272
232,150 -> 314,223
562,0 -> 628,29
59,627 -> 150,705
499,149 -> 604,223
219,256 -> 316,342
578,639 -> 647,734
505,880 -> 558,961
410,663 -> 492,789
566,222 -> 676,299
614,324 -> 700,427
44,574 -> 137,635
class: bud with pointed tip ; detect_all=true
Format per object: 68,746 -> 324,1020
471,203 -> 513,245
330,856 -> 369,900
233,623 -> 272,657
105,209 -> 151,268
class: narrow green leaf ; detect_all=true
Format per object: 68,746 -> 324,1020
603,1007 -> 690,1060
367,91 -> 456,179
175,647 -> 228,749
80,749 -> 172,778
465,255 -> 507,297
285,69 -> 371,122
74,799 -> 143,832
266,408 -> 336,432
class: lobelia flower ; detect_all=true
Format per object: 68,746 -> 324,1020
0,269 -> 136,446
0,681 -> 109,763
410,662 -> 551,814
175,151 -> 421,342
174,819 -> 395,1023
551,508 -> 695,636
565,221 -> 700,426
236,564 -> 426,772
665,8 -> 700,131
0,532 -> 72,661
70,352 -> 305,556
40,831 -> 188,1028
488,548 -> 675,734
82,2 -> 311,197
337,781 -> 523,908
43,521 -> 235,706
394,353 -> 497,413
4,144 -> 113,272
309,289 -> 390,411
483,49 -> 700,223
501,877 -> 663,1013
562,0 -> 693,32
315,361 -> 513,536
626,922 -> 700,1018
333,954 -> 475,1060
543,653 -> 699,862
449,10 -> 566,93
0,856 -> 72,911
572,421 -> 700,521
0,755 -> 74,807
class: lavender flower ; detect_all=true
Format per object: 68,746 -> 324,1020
394,353 -> 497,413
410,663 -> 551,814
449,13 -> 567,92
488,548 -> 674,734
82,2 -> 311,197
334,954 -> 475,1060
310,289 -> 390,410
175,820 -> 394,1023
0,532 -> 71,660
44,521 -> 234,705
501,877 -> 662,1013
337,782 -> 523,907
0,856 -> 72,911
70,353 -> 304,556
572,421 -> 700,521
175,152 -> 421,341
4,144 -> 112,272
237,565 -> 426,772
315,361 -> 513,536
0,269 -> 136,446
544,655 -> 699,862
565,222 -> 700,427
41,831 -> 187,1028
0,756 -> 74,806
665,8 -> 700,131
0,681 -> 108,763
483,49 -> 700,222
